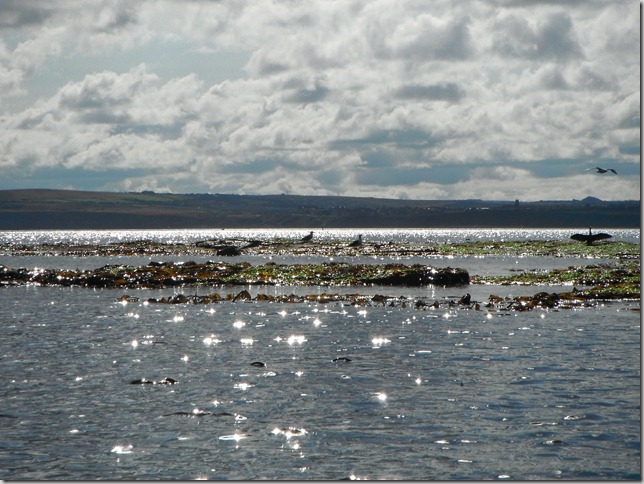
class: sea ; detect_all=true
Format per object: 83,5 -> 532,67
0,228 -> 640,480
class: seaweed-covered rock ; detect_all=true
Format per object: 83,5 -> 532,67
217,246 -> 241,256
366,265 -> 469,286
0,262 -> 470,288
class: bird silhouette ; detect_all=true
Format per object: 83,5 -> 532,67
570,227 -> 613,245
243,239 -> 262,249
300,231 -> 314,243
348,234 -> 363,247
594,167 -> 617,174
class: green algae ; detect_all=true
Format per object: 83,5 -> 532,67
471,261 -> 640,299
1,238 -> 639,259
1,238 -> 639,304
429,240 -> 638,258
0,261 -> 469,288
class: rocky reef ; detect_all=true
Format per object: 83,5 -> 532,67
1,238 -> 638,308
116,286 -> 630,311
0,261 -> 470,288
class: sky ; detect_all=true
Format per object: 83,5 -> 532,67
0,0 -> 640,201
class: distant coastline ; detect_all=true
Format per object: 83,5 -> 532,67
0,188 -> 639,230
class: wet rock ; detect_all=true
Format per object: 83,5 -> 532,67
157,377 -> 178,384
195,240 -> 218,248
510,292 -> 560,310
130,377 -> 177,385
231,290 -> 252,301
430,267 -> 470,286
371,294 -> 388,306
130,378 -> 153,384
164,410 -> 212,417
217,245 -> 241,256
163,410 -> 236,418
169,294 -> 189,304
0,261 -> 470,288
243,240 -> 262,249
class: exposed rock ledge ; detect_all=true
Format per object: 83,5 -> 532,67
0,261 -> 470,288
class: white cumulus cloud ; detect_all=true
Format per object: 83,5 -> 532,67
0,0 -> 638,200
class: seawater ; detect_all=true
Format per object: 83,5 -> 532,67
0,227 -> 640,246
0,229 -> 640,480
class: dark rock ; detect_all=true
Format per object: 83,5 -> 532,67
217,245 -> 241,256
232,290 -> 252,301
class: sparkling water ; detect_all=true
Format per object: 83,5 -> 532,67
0,229 -> 640,480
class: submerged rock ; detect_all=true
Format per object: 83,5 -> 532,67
129,377 -> 178,385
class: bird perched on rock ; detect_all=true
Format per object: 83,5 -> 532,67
594,166 -> 617,174
300,231 -> 314,243
243,239 -> 262,249
570,227 -> 613,245
348,234 -> 363,247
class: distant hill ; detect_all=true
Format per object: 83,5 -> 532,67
0,189 -> 639,229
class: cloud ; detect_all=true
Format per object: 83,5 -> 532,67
0,0 -> 639,201
394,83 -> 464,102
492,12 -> 584,61
282,77 -> 331,104
376,13 -> 475,61
0,0 -> 54,28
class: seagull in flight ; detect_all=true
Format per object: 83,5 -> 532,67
594,166 -> 617,174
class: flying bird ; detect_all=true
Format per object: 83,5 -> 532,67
594,167 -> 617,174
348,234 -> 363,247
300,231 -> 314,243
570,227 -> 613,246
